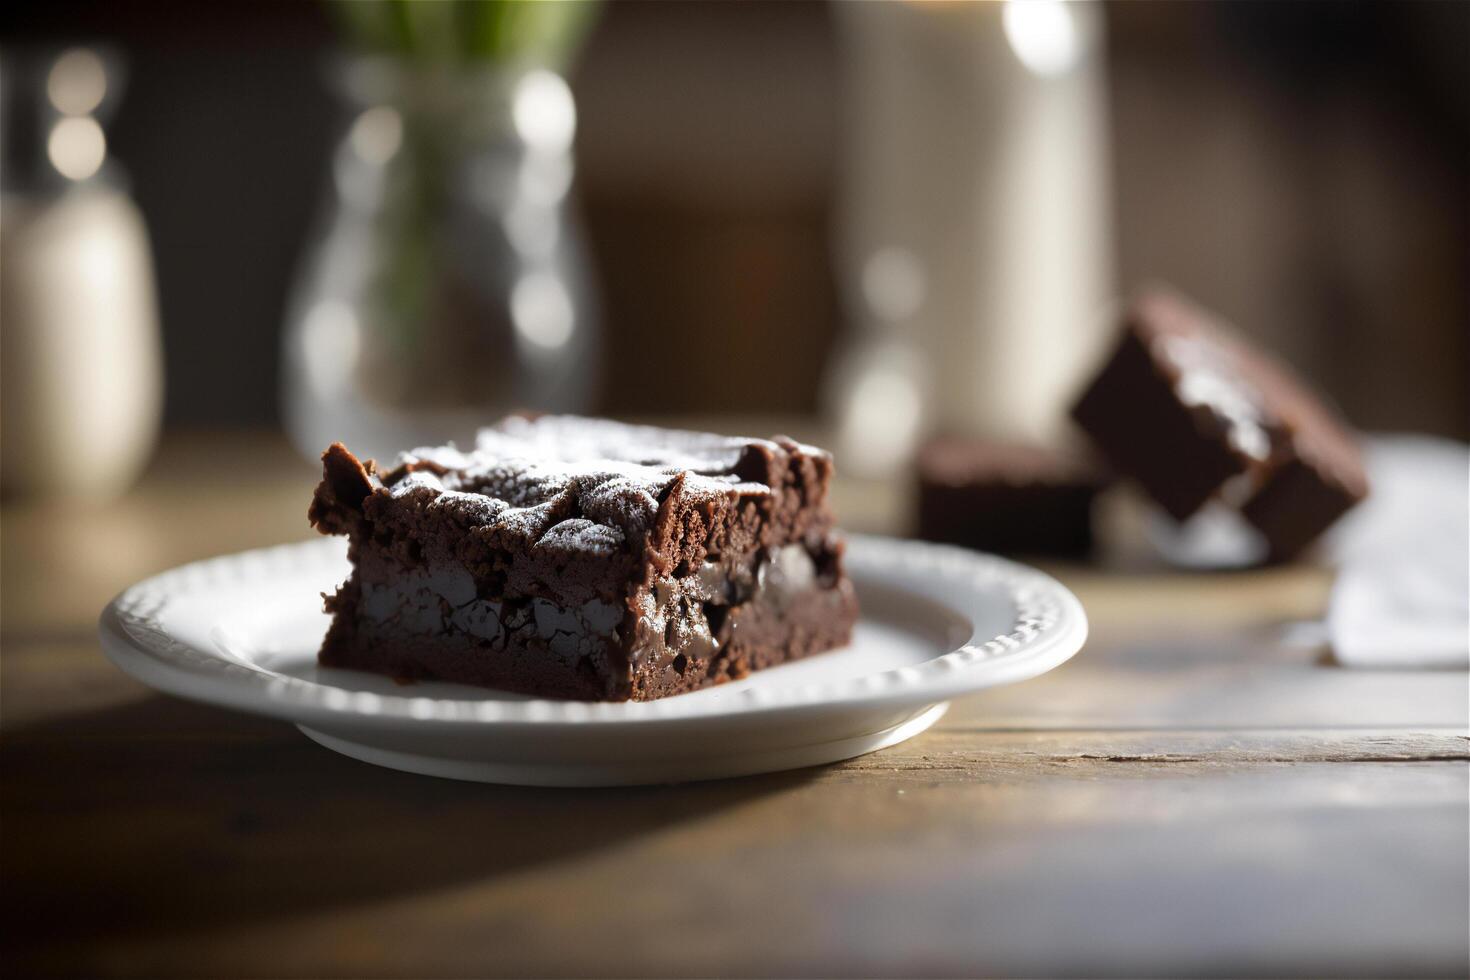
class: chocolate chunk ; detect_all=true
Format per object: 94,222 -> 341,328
1071,288 -> 1368,560
916,438 -> 1109,558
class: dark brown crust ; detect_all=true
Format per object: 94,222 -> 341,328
307,443 -> 376,535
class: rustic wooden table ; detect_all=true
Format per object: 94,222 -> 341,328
2,430 -> 1466,978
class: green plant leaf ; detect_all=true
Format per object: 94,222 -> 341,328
333,0 -> 602,68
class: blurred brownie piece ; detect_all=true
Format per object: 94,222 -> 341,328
1071,288 -> 1368,560
309,415 -> 858,701
916,438 -> 1109,558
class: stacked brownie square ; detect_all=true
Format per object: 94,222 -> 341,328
1072,288 -> 1369,560
913,287 -> 1369,563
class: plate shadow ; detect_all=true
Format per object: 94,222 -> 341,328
0,693 -> 819,971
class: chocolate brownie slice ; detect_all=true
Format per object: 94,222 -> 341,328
308,415 -> 859,701
1072,288 -> 1368,560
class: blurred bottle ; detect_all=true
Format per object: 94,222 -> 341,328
1,47 -> 163,500
282,2 -> 601,462
827,0 -> 1114,476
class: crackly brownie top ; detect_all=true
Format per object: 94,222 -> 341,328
353,415 -> 828,553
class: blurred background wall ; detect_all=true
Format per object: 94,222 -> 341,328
3,0 -> 1465,437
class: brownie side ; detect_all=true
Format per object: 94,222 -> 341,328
318,530 -> 633,700
318,584 -> 623,699
1238,457 -> 1361,562
619,438 -> 855,698
1071,309 -> 1252,521
311,439 -> 636,698
1235,367 -> 1368,559
915,438 -> 1109,558
308,417 -> 859,701
626,535 -> 858,700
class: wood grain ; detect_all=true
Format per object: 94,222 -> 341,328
1,429 -> 1466,978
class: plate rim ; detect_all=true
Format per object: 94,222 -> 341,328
98,534 -> 1087,731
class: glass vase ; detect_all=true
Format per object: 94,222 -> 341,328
282,56 -> 599,462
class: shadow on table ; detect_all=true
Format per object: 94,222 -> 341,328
0,693 -> 817,964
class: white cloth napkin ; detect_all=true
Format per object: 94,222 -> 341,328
1325,435 -> 1469,669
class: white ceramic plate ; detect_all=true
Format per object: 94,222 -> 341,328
99,535 -> 1086,786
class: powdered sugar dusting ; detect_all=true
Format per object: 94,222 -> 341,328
378,415 -> 805,548
478,415 -> 757,474
536,518 -> 625,556
390,469 -> 446,494
426,489 -> 508,525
